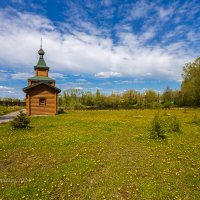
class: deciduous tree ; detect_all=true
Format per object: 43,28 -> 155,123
181,57 -> 200,106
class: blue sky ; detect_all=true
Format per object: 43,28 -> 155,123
0,0 -> 200,99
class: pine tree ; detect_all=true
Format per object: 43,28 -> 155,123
11,111 -> 30,129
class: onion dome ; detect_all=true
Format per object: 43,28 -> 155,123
38,48 -> 45,58
34,46 -> 49,70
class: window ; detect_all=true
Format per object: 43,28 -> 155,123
39,97 -> 46,106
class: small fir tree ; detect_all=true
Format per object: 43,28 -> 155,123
150,113 -> 167,139
167,116 -> 181,133
11,111 -> 30,129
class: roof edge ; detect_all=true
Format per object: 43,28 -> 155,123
23,82 -> 61,93
28,76 -> 55,81
34,65 -> 49,69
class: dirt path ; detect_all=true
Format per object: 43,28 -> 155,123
0,109 -> 26,124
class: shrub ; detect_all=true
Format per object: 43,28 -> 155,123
58,107 -> 64,114
74,103 -> 86,110
163,102 -> 172,109
191,114 -> 200,125
167,115 -> 181,133
150,113 -> 181,140
150,113 -> 167,139
11,111 -> 30,129
0,105 -> 21,116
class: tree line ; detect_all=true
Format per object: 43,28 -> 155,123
0,98 -> 25,107
59,87 -> 184,110
60,56 -> 200,109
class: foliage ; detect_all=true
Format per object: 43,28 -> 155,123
145,90 -> 158,104
0,97 -> 24,102
59,87 -> 187,110
10,111 -> 30,129
58,57 -> 200,110
181,57 -> 200,106
150,113 -> 167,139
150,113 -> 181,139
58,107 -> 64,114
0,105 -> 22,116
191,114 -> 200,125
74,103 -> 86,110
167,115 -> 181,133
162,86 -> 173,105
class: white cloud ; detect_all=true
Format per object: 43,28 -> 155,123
95,72 -> 122,78
11,72 -> 32,80
99,81 -> 112,85
76,79 -> 87,82
128,0 -> 153,20
102,0 -> 112,7
0,86 -> 14,93
115,79 -> 144,84
11,72 -> 65,80
73,74 -> 81,77
0,86 -> 13,90
157,7 -> 174,20
0,70 -> 7,72
7,91 -> 15,93
74,87 -> 83,90
176,79 -> 183,83
145,72 -> 152,76
187,31 -> 200,42
49,73 -> 64,79
0,8 -> 195,82
0,85 -> 16,97
139,28 -> 156,42
0,71 -> 8,81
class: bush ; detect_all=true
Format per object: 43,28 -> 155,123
191,114 -> 200,125
58,107 -> 64,114
74,103 -> 86,110
0,105 -> 21,116
167,115 -> 181,133
150,113 -> 181,140
11,111 -> 30,129
150,113 -> 167,139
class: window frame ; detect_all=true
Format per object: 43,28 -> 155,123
39,97 -> 46,106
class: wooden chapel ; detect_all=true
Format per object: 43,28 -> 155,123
23,46 -> 61,115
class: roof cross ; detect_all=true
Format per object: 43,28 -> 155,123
40,38 -> 43,49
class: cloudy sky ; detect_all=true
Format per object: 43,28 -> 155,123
0,0 -> 199,98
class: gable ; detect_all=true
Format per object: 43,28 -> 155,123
29,84 -> 55,96
23,82 -> 61,93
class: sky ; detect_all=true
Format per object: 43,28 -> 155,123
0,0 -> 200,99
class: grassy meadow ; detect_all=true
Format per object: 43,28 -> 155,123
0,109 -> 200,199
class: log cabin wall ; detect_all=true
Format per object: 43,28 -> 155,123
26,93 -> 30,116
29,84 -> 56,115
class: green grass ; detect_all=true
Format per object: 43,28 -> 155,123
0,109 -> 200,199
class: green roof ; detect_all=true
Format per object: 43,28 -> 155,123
34,57 -> 49,69
28,76 -> 54,81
